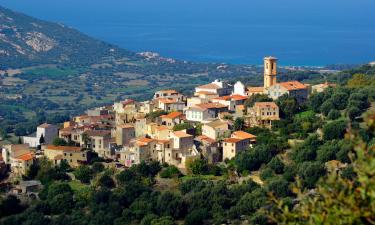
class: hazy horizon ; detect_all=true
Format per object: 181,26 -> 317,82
1,0 -> 375,66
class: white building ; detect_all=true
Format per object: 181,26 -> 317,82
23,123 -> 58,148
232,81 -> 246,96
195,79 -> 231,97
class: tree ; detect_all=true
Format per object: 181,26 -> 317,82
184,209 -> 208,225
323,119 -> 347,141
296,161 -> 326,189
186,158 -> 209,175
0,195 -> 25,218
320,99 -> 335,116
81,133 -> 90,149
347,73 -> 370,88
97,174 -> 115,189
0,128 -> 7,140
73,165 -> 94,184
244,94 -> 272,108
308,92 -> 325,113
39,134 -> 45,145
276,95 -> 299,119
272,114 -> 375,224
52,137 -> 68,146
151,216 -> 175,225
233,117 -> 244,131
160,166 -> 182,178
156,192 -> 183,218
268,156 -> 285,174
173,123 -> 193,131
327,109 -> 341,120
331,91 -> 349,110
266,176 -> 291,198
92,162 -> 105,173
346,107 -> 361,121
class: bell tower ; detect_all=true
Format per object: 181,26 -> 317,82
264,56 -> 277,89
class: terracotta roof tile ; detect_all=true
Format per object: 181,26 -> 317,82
279,81 -> 307,91
137,137 -> 154,143
232,131 -> 256,140
197,83 -> 220,90
158,98 -> 179,104
45,145 -> 82,152
156,89 -> 179,94
161,111 -> 183,119
196,102 -> 227,109
224,138 -> 243,143
197,135 -> 216,144
156,126 -> 170,131
172,131 -> 192,138
84,130 -> 111,137
16,153 -> 34,161
230,95 -> 248,101
254,102 -> 278,108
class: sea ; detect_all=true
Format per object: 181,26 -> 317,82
1,0 -> 375,66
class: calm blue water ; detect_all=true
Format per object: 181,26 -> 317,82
1,0 -> 375,66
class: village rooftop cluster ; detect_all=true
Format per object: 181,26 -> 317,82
1,57 -> 333,176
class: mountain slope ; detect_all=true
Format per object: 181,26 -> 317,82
0,6 -> 137,68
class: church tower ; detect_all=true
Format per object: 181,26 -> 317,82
264,56 -> 277,89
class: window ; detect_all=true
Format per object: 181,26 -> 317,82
64,153 -> 67,156
82,154 -> 85,157
70,153 -> 72,156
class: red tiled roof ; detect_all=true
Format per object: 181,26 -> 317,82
156,126 -> 170,131
232,131 -> 256,140
279,81 -> 307,91
84,130 -> 111,137
138,137 -> 154,143
254,102 -> 278,108
45,145 -> 82,152
196,102 -> 227,109
231,95 -> 248,101
16,153 -> 34,161
212,95 -> 232,101
158,98 -> 179,104
223,138 -> 243,143
172,131 -> 192,138
156,89 -> 179,94
161,111 -> 183,119
197,83 -> 220,90
156,139 -> 170,144
197,135 -> 216,144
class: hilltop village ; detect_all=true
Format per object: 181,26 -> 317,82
1,56 -> 332,177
